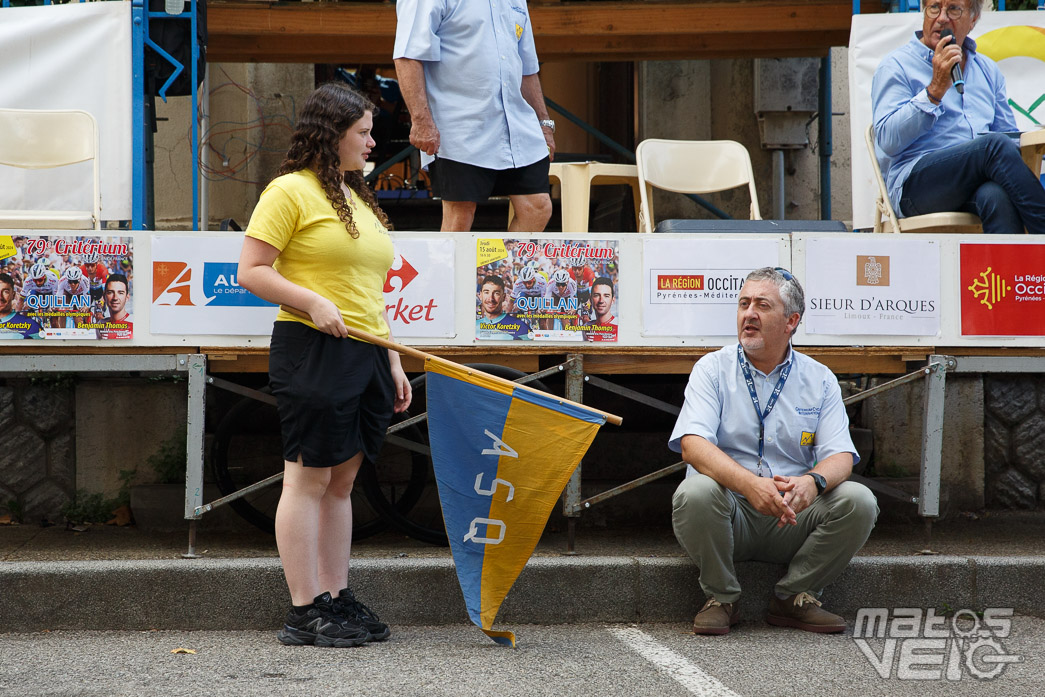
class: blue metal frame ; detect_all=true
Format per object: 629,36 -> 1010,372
131,0 -> 199,230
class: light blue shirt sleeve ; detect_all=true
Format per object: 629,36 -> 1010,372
517,2 -> 539,76
393,0 -> 443,61
668,353 -> 722,454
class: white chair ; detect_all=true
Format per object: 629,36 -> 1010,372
0,108 -> 102,230
635,138 -> 761,233
865,124 -> 981,234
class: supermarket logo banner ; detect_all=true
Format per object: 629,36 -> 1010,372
642,238 -> 781,337
0,234 -> 134,341
151,235 -> 454,337
960,243 -> 1045,336
384,237 -> 454,338
475,238 -> 619,342
804,237 -> 940,336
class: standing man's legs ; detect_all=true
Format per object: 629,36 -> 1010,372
441,201 -> 477,232
508,193 -> 552,232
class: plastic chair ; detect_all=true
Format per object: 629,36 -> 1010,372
0,108 -> 101,230
635,139 -> 761,233
865,124 -> 981,234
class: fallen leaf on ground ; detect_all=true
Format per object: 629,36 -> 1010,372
170,648 -> 197,654
914,549 -> 940,555
106,505 -> 133,526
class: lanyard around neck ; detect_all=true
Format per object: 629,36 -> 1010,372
737,344 -> 791,477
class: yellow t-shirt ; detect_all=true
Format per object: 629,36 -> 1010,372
245,169 -> 394,338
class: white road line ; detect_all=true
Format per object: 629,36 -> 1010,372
606,626 -> 742,697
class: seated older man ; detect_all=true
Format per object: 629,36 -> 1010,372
871,0 -> 1045,234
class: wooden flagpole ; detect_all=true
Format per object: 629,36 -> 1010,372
280,305 -> 623,426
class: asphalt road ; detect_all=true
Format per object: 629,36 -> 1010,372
2,619 -> 1041,697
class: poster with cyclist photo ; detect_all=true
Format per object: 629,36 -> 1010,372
475,238 -> 619,342
0,234 -> 134,340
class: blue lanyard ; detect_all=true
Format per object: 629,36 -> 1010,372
737,344 -> 792,478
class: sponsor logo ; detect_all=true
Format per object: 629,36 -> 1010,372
152,261 -> 272,307
960,244 -> 1045,335
967,266 -> 1010,310
384,255 -> 419,293
857,255 -> 890,286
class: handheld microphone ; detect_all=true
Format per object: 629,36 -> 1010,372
941,29 -> 965,95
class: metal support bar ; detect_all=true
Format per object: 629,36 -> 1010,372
918,355 -> 948,518
206,375 -> 277,405
0,354 -> 184,373
577,462 -> 687,510
184,354 -> 206,522
563,353 -> 584,554
195,470 -> 284,516
850,473 -> 918,505
583,374 -> 681,416
842,360 -> 948,406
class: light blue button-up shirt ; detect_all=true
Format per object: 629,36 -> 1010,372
393,0 -> 548,171
668,344 -> 858,479
871,33 -> 1017,216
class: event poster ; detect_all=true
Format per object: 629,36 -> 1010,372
0,234 -> 134,340
803,237 -> 941,336
152,235 -> 455,338
642,238 -> 781,337
960,242 -> 1045,336
475,238 -> 619,342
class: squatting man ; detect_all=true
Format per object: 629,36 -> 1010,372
669,267 -> 879,635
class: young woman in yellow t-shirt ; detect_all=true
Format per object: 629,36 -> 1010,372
239,82 -> 411,648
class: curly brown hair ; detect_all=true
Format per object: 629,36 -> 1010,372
277,82 -> 392,238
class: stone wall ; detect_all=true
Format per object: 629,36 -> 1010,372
984,376 -> 1045,509
0,378 -> 76,523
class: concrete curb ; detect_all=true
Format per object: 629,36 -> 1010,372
2,555 -> 1043,632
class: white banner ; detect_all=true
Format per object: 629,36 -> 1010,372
151,235 -> 455,338
804,236 -> 940,336
386,237 -> 455,338
642,238 -> 781,337
151,235 -> 277,336
0,3 -> 132,221
849,11 -> 1045,230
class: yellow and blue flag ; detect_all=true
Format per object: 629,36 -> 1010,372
424,358 -> 607,647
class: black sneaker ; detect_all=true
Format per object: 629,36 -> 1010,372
276,592 -> 370,647
333,587 -> 391,642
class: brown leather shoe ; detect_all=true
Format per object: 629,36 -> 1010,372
692,597 -> 740,635
766,592 -> 845,633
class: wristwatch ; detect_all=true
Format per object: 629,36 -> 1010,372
809,472 -> 827,496
539,119 -> 555,132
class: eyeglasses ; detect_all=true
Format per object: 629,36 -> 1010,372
774,267 -> 795,282
925,3 -> 965,20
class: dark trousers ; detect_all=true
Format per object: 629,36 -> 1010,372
900,133 -> 1045,235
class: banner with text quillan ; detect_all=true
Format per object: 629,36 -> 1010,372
0,234 -> 134,340
150,235 -> 455,338
960,242 -> 1045,336
642,238 -> 780,337
804,237 -> 941,336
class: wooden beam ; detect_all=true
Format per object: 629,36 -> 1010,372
207,0 -> 884,64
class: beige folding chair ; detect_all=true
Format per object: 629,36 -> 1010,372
0,108 -> 102,230
635,138 -> 761,233
865,124 -> 981,234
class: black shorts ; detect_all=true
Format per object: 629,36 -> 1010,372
430,156 -> 550,202
268,321 -> 393,468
